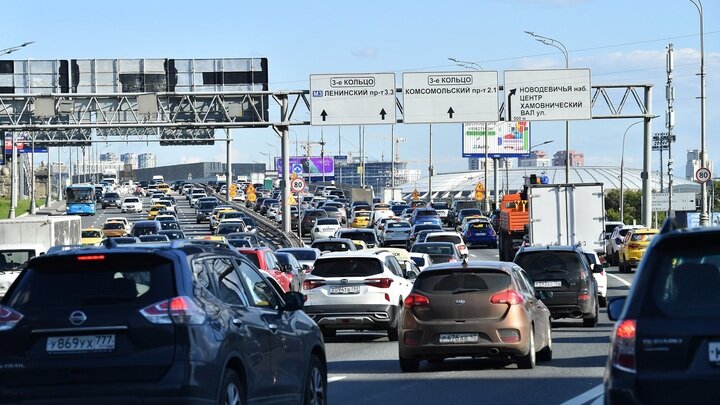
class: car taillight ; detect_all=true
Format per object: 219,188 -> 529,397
404,293 -> 430,309
365,278 -> 393,289
77,254 -> 105,261
612,319 -> 636,373
578,293 -> 591,301
140,296 -> 206,325
303,279 -> 326,290
628,243 -> 642,249
0,306 -> 23,331
490,289 -> 524,305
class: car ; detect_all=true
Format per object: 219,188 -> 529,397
146,204 -> 166,220
461,219 -> 497,248
302,250 -> 416,340
618,227 -> 659,273
159,220 -> 181,231
0,243 -> 327,403
120,196 -> 143,213
601,220 -> 624,255
102,220 -> 129,238
158,229 -> 186,240
155,214 -> 177,223
130,220 -> 162,237
429,201 -> 450,224
448,199 -> 479,227
311,218 -> 342,242
408,252 -> 433,272
226,232 -> 261,247
216,221 -> 247,236
274,252 -> 304,292
410,242 -> 462,264
210,207 -> 236,232
424,231 -> 469,258
380,220 -> 412,247
350,210 -> 371,228
513,245 -> 601,327
398,260 -> 553,372
407,224 -> 444,249
604,224 -> 720,404
155,199 -> 175,213
606,224 -> 644,265
237,247 -> 295,292
300,209 -> 329,235
155,209 -> 177,219
181,183 -> 193,195
189,188 -> 207,207
320,206 -> 346,225
310,238 -> 357,254
583,248 -> 608,307
400,207 -> 416,221
370,209 -> 395,230
455,208 -> 484,230
456,214 -> 487,233
81,228 -> 103,246
267,203 -> 281,219
138,234 -> 171,243
391,204 -> 410,217
101,192 -> 121,209
334,229 -> 380,249
259,198 -> 279,216
276,247 -> 322,273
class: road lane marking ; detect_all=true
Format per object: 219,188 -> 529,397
559,384 -> 603,405
328,376 -> 347,383
607,273 -> 632,288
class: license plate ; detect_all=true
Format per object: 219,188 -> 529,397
534,281 -> 562,288
46,335 -> 116,353
329,286 -> 360,295
321,227 -> 334,232
709,342 -> 720,364
439,333 -> 479,344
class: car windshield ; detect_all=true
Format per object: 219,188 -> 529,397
414,270 -> 510,294
316,218 -> 339,226
82,230 -> 102,238
160,222 -> 180,230
514,251 -> 584,278
282,250 -> 318,261
416,210 -> 438,217
426,235 -> 462,244
199,202 -> 216,210
631,232 -> 656,242
312,258 -> 382,277
339,232 -> 376,244
312,242 -> 351,252
412,244 -> 455,256
432,202 -> 449,209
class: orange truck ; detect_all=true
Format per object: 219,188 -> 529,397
497,193 -> 530,261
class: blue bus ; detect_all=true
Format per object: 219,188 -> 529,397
66,184 -> 97,216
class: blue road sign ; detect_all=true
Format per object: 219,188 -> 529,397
291,163 -> 303,174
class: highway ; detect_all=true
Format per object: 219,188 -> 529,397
82,191 -> 635,405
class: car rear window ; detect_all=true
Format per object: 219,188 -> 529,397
630,232 -> 656,242
644,240 -> 720,318
414,270 -> 510,294
514,251 -> 585,278
387,222 -> 410,229
426,235 -> 462,244
103,222 -> 125,230
416,210 -> 438,217
317,218 -> 339,226
239,252 -> 261,268
124,198 -> 139,203
312,258 -> 382,277
412,244 -> 455,255
312,242 -> 351,252
283,250 -> 318,261
470,222 -> 491,229
338,232 -> 376,244
410,256 -> 427,267
82,230 -> 101,238
5,253 -> 174,310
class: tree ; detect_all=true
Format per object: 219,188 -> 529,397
605,189 -> 642,224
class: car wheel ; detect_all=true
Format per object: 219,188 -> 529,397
303,355 -> 327,405
599,295 -> 608,308
218,369 -> 245,405
399,355 -> 420,373
387,326 -> 399,342
517,329 -> 536,369
583,301 -> 599,328
537,321 -> 553,362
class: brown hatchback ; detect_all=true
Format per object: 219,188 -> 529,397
398,261 -> 553,372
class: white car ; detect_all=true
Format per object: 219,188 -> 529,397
232,190 -> 246,202
302,250 -> 415,340
120,196 -> 143,213
424,231 -> 469,257
606,224 -> 644,265
150,193 -> 166,205
267,203 -> 280,219
583,248 -> 608,307
190,189 -> 207,207
311,218 -> 342,242
408,252 -> 433,272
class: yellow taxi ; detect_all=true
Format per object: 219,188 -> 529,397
101,221 -> 128,238
618,227 -> 659,273
81,228 -> 104,246
351,210 -> 372,228
147,204 -> 166,220
157,183 -> 171,194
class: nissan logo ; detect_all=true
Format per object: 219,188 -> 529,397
455,299 -> 466,305
69,311 -> 87,326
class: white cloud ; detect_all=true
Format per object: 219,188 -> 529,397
351,47 -> 378,59
180,156 -> 202,164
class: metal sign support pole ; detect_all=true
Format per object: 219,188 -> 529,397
30,135 -> 36,214
9,132 -> 17,218
641,87 -> 653,226
279,95 -> 291,234
226,129 -> 232,201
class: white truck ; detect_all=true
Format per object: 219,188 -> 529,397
526,183 -> 605,251
0,216 -> 82,297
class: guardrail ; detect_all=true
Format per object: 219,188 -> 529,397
200,185 -> 304,248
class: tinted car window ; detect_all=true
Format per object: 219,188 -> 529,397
414,270 -> 510,294
82,230 -> 102,238
208,258 -> 248,306
282,250 -> 318,261
514,251 -> 585,279
234,260 -> 279,308
410,257 -> 427,267
229,239 -> 252,248
337,231 -> 376,245
103,222 -> 125,230
630,232 -> 656,242
240,252 -> 260,268
6,254 -> 173,309
416,210 -> 438,217
312,258 -> 383,278
412,244 -> 455,255
316,218 -> 339,226
312,241 -> 351,252
426,235 -> 462,244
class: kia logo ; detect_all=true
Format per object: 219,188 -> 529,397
69,311 -> 87,326
455,299 -> 466,305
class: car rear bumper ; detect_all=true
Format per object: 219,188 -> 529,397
465,235 -> 497,245
304,304 -> 398,331
546,302 -> 595,319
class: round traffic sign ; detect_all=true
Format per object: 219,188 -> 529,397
695,167 -> 712,183
290,178 -> 306,192
474,191 -> 485,201
247,193 -> 257,203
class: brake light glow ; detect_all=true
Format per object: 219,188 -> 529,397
140,296 -> 206,325
490,290 -> 524,305
404,293 -> 430,309
0,306 -> 23,331
303,279 -> 326,290
577,293 -> 591,301
77,255 -> 106,261
612,319 -> 636,373
365,278 -> 393,289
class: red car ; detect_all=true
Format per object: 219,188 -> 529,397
237,247 -> 295,292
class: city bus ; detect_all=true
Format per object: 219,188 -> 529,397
65,184 -> 97,216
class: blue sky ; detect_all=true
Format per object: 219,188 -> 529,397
2,0 -> 717,176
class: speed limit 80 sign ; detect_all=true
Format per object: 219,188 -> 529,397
290,178 -> 306,192
695,167 -> 712,183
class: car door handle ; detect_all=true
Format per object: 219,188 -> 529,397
231,318 -> 243,326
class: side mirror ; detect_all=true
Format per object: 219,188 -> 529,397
535,290 -> 554,300
592,264 -> 604,273
282,291 -> 304,311
615,237 -> 623,245
607,296 -> 627,321
302,264 -> 311,272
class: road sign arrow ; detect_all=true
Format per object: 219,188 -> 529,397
380,108 -> 387,120
447,107 -> 454,119
320,110 -> 328,122
507,89 -> 516,120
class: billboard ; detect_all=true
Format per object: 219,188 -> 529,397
462,121 -> 530,158
275,156 -> 335,181
4,132 -> 49,154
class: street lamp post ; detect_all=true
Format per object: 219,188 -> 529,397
690,0 -> 708,226
0,42 -> 33,56
620,120 -> 646,222
525,31 -> 570,183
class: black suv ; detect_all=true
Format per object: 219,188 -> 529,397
605,224 -> 720,404
195,200 -> 218,224
513,245 -> 600,327
0,243 -> 327,403
448,199 -> 479,227
101,192 -> 121,209
301,209 -> 329,235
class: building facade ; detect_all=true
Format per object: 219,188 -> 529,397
99,152 -> 118,162
120,153 -> 138,170
335,161 -> 420,192
686,149 -> 713,180
552,150 -> 584,166
138,153 -> 157,169
518,150 -> 552,167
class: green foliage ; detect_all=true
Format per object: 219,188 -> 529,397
0,198 -> 45,219
605,189 -> 642,224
